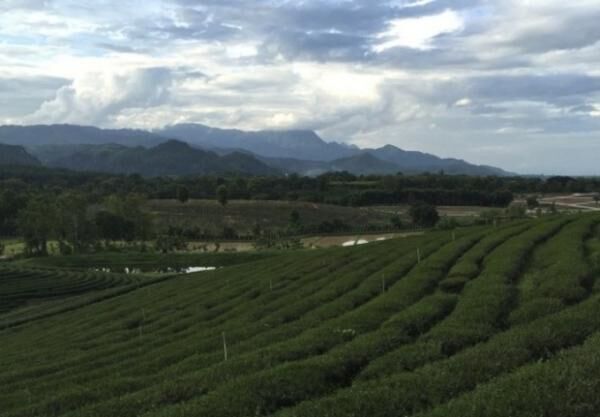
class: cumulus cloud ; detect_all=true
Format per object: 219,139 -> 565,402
23,67 -> 173,126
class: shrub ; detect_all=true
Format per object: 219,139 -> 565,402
409,203 -> 439,227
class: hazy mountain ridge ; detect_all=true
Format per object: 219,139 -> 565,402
0,143 -> 41,166
2,123 -> 514,176
44,140 -> 280,177
157,124 -> 360,161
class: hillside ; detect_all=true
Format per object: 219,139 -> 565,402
158,123 -> 359,161
260,153 -> 400,176
367,145 -> 513,176
0,124 -> 513,176
0,143 -> 40,166
2,214 -> 600,416
329,153 -> 400,175
44,140 -> 280,176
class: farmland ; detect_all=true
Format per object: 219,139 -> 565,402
147,199 -> 489,234
1,213 -> 600,416
146,199 -> 403,235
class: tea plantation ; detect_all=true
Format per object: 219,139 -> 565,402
1,214 -> 600,416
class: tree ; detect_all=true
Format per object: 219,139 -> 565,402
95,210 -> 135,242
18,195 -> 57,257
479,209 -> 502,225
176,186 -> 189,204
389,214 -> 403,229
56,192 -> 96,254
0,189 -> 27,236
409,203 -> 439,227
526,196 -> 539,209
104,194 -> 153,241
216,185 -> 228,207
155,232 -> 187,253
507,204 -> 527,218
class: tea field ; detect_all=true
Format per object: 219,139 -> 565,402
1,213 -> 600,416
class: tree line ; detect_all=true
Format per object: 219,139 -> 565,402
4,166 -> 600,206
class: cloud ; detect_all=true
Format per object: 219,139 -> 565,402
2,0 -> 600,173
23,67 -> 174,126
373,9 -> 464,52
484,0 -> 600,53
0,76 -> 69,120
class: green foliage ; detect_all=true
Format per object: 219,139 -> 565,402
507,203 -> 527,218
436,216 -> 458,230
56,192 -> 97,254
2,215 -> 600,417
526,196 -> 539,209
155,234 -> 187,254
409,202 -> 440,227
216,185 -> 228,207
389,214 -> 403,229
18,195 -> 57,257
254,231 -> 304,251
176,186 -> 189,204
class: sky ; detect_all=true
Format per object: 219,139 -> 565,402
1,0 -> 600,174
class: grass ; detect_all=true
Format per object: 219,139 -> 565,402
1,213 -> 599,417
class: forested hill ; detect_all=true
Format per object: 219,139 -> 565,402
1,124 -> 513,176
0,143 -> 41,166
46,140 -> 281,177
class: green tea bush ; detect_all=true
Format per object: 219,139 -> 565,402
279,294 -> 600,417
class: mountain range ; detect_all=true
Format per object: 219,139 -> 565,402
36,141 -> 279,177
0,124 -> 514,177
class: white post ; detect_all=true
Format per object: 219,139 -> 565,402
417,248 -> 421,264
222,332 -> 228,361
